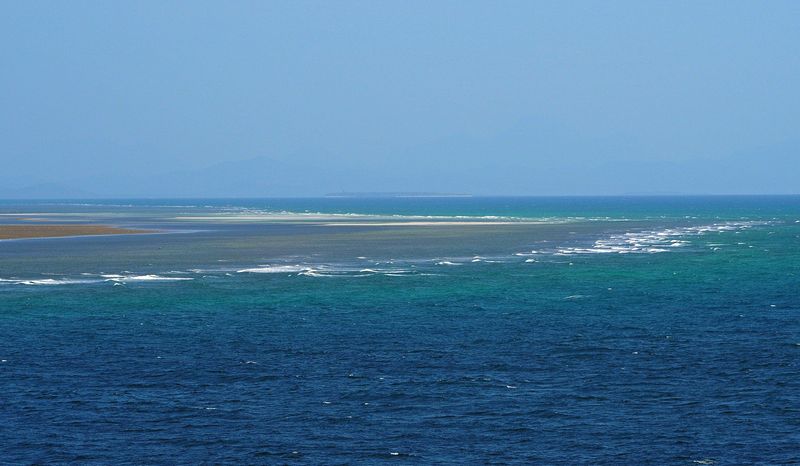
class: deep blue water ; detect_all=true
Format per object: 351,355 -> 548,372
1,197 -> 799,464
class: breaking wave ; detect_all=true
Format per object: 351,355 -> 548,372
548,221 -> 769,256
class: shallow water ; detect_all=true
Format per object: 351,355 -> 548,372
1,197 -> 799,464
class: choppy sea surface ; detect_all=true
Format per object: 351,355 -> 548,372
1,196 -> 799,464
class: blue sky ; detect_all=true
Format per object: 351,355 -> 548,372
1,1 -> 798,196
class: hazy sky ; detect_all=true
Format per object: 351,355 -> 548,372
1,1 -> 798,196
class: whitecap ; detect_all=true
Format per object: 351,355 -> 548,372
18,278 -> 103,286
298,270 -> 328,277
553,220 -> 770,256
103,274 -> 194,282
236,265 -> 310,274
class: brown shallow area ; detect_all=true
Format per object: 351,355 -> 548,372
0,224 -> 153,240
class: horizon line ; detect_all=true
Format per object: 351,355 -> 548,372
1,193 -> 799,201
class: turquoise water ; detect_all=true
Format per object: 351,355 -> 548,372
1,197 -> 799,464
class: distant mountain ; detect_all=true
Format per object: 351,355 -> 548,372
64,141 -> 800,197
5,128 -> 797,198
79,155 -> 369,198
0,182 -> 97,199
325,192 -> 472,198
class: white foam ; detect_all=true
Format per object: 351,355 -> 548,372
295,270 -> 322,277
22,278 -> 102,286
301,266 -> 417,278
435,261 -> 462,266
548,221 -> 769,256
0,277 -> 105,286
174,209 -> 575,225
232,261 -> 419,278
103,274 -> 194,282
236,265 -> 310,274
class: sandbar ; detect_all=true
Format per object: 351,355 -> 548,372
0,224 -> 153,240
321,221 -> 546,226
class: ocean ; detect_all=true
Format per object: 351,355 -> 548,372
1,196 -> 798,464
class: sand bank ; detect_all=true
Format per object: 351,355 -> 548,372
0,225 -> 153,240
321,221 -> 546,226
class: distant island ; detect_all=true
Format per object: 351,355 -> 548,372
325,192 -> 472,198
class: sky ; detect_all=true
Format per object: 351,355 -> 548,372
1,0 -> 798,197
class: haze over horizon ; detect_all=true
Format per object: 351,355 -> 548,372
2,1 -> 799,197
